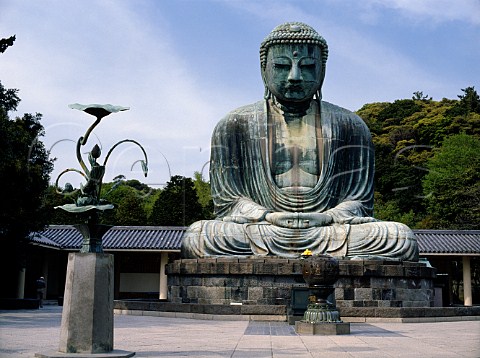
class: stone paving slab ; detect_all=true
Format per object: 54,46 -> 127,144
1,306 -> 479,357
35,350 -> 134,358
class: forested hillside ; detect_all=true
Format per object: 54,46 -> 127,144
358,87 -> 480,229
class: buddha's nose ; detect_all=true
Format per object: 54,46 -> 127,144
288,64 -> 302,82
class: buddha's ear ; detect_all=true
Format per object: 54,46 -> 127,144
261,70 -> 271,100
316,65 -> 326,101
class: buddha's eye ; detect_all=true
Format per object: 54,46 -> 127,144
273,63 -> 290,70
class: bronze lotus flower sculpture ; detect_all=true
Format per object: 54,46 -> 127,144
55,103 -> 148,213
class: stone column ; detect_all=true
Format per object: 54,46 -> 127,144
159,252 -> 168,300
59,253 -> 114,354
42,257 -> 49,299
17,267 -> 26,299
463,256 -> 472,307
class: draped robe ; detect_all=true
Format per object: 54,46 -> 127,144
182,100 -> 418,261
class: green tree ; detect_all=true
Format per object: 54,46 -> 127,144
149,175 -> 203,226
0,75 -> 53,297
447,87 -> 480,116
358,100 -> 427,225
42,185 -> 84,225
113,191 -> 148,226
412,91 -> 432,101
193,171 -> 214,219
100,180 -> 149,225
358,87 -> 480,228
422,134 -> 480,229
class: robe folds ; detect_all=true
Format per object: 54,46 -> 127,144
182,100 -> 418,261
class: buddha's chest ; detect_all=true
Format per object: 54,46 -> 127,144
270,116 -> 321,188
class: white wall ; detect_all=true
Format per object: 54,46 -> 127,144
120,273 -> 159,292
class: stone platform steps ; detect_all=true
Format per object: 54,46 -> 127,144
114,300 -> 286,321
113,300 -> 480,323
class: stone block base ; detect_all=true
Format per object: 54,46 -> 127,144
340,306 -> 480,320
295,321 -> 350,335
59,253 -> 114,354
166,258 -> 436,310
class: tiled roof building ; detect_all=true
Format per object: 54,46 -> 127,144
415,230 -> 480,255
31,226 -> 480,255
31,225 -> 186,251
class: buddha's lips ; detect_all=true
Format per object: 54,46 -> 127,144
286,85 -> 304,91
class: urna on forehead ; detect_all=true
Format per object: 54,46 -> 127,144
260,22 -> 328,70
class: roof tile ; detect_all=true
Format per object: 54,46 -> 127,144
32,225 -> 186,251
414,230 -> 480,254
31,226 -> 480,255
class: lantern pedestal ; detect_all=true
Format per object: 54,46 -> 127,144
295,255 -> 350,335
295,320 -> 351,335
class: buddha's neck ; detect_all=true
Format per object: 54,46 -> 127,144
271,97 -> 314,122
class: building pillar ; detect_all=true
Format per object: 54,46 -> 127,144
463,256 -> 472,306
159,252 -> 168,300
114,253 -> 121,300
17,267 -> 26,299
42,256 -> 49,299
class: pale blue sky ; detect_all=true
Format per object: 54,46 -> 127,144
1,0 -> 479,187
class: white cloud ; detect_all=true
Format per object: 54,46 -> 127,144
364,0 -> 480,25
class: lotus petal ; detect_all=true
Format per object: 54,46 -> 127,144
68,103 -> 129,119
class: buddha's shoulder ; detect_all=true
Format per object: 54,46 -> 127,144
228,100 -> 264,117
322,101 -> 367,125
321,101 -> 357,117
215,101 -> 264,129
222,100 -> 358,118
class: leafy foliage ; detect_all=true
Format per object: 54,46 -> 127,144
422,134 -> 480,229
357,87 -> 480,229
0,82 -> 54,242
101,179 -> 151,225
0,36 -> 56,297
193,171 -> 214,220
149,175 -> 203,226
112,190 -> 148,226
0,80 -> 53,297
42,185 -> 84,225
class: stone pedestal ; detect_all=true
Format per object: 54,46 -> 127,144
36,253 -> 134,358
35,253 -> 135,358
167,258 -> 436,307
59,253 -> 114,353
295,321 -> 350,335
164,258 -> 436,320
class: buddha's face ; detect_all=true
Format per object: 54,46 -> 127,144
265,43 -> 323,104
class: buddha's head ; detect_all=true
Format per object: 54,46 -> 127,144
260,22 -> 328,105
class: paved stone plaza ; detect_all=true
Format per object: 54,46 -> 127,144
1,305 -> 479,357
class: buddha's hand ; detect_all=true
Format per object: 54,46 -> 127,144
265,212 -> 333,228
222,216 -> 256,224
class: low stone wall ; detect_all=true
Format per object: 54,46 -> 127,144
335,260 -> 436,308
166,258 -> 436,310
113,300 -> 480,322
114,300 -> 285,317
339,306 -> 480,320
